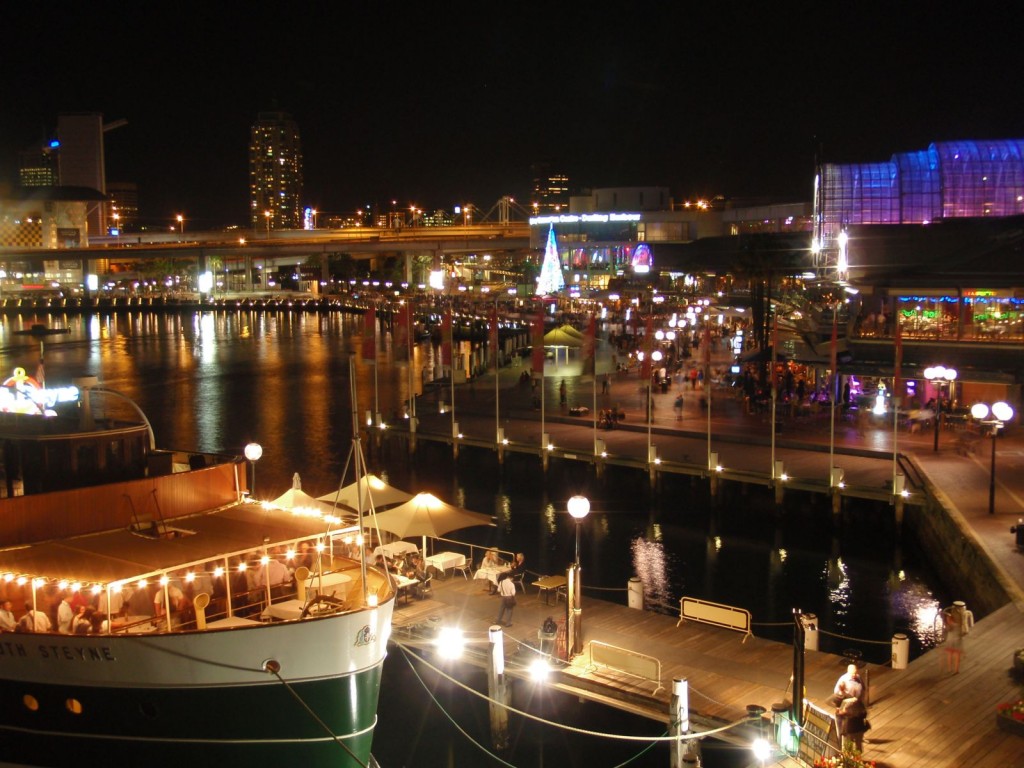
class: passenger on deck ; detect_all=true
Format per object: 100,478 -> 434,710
57,593 -> 74,634
16,610 -> 51,632
0,599 -> 16,631
255,553 -> 292,599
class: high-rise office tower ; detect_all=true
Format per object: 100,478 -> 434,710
18,140 -> 59,188
249,111 -> 303,230
57,113 -> 107,235
106,181 -> 139,232
530,161 -> 569,214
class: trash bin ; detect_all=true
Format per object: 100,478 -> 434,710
1012,519 -> 1024,551
539,617 -> 558,656
539,629 -> 556,656
627,577 -> 644,610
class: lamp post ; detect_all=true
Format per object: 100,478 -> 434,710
566,495 -> 590,658
970,402 -> 1014,515
176,214 -> 184,237
923,366 -> 957,452
264,210 -> 272,239
244,442 -> 263,498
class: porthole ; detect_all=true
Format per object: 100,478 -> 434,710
65,698 -> 83,715
22,694 -> 39,711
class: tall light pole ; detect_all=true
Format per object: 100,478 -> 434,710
566,495 -> 590,658
176,214 -> 184,237
970,402 -> 1014,515
244,442 -> 263,498
923,365 -> 957,452
264,210 -> 272,239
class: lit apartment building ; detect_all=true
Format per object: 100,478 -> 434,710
249,111 -> 303,230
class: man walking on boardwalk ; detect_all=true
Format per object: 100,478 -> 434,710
495,573 -> 517,627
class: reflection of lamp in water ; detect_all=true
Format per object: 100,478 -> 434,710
244,442 -> 263,498
566,495 -> 590,657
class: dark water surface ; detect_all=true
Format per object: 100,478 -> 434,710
0,311 -> 951,767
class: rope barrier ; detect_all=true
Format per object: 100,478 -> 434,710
394,639 -> 755,743
817,628 -> 893,646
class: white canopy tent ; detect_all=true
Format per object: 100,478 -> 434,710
369,492 -> 494,556
317,474 -> 412,514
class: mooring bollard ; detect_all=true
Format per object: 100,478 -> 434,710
628,577 -> 644,610
800,612 -> 819,651
892,633 -> 909,669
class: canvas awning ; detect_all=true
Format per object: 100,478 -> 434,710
368,492 -> 493,539
318,474 -> 412,514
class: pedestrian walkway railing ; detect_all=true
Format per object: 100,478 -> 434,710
584,639 -> 664,695
677,596 -> 753,641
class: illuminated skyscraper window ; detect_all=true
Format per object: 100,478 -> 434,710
249,112 -> 303,230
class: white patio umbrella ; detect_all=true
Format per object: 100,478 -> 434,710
268,473 -> 345,518
318,474 -> 412,514
369,492 -> 493,555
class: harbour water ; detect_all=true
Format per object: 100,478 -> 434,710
0,310 -> 952,766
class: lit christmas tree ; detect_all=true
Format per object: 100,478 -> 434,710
535,224 -> 565,296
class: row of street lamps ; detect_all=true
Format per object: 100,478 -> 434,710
924,364 -> 1014,515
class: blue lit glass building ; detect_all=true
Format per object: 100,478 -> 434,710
815,138 -> 1024,249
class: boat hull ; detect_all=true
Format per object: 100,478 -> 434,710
0,600 -> 393,767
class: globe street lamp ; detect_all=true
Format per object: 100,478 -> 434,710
923,366 -> 957,452
970,402 -> 1014,516
566,495 -> 590,657
176,214 -> 184,237
244,442 -> 263,498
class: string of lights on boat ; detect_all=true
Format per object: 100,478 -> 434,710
0,500 -> 360,603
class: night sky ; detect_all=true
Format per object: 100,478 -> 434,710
2,4 -> 1022,229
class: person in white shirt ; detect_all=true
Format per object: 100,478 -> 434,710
495,573 -> 517,627
57,596 -> 75,634
255,557 -> 292,599
17,610 -> 51,632
0,600 -> 16,631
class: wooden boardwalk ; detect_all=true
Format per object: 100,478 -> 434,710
398,571 -> 805,742
388,568 -> 1024,766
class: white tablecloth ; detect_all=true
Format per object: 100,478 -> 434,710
309,571 -> 352,598
474,565 -> 509,585
375,541 -> 418,558
425,551 -> 466,572
261,599 -> 305,621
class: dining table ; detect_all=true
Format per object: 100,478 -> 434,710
393,573 -> 418,603
308,570 -> 353,599
474,565 -> 509,586
261,599 -> 306,621
375,541 -> 418,559
424,551 -> 466,576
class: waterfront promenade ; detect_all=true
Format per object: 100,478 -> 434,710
390,355 -> 1024,767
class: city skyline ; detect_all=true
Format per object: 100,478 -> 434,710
2,5 -> 1023,230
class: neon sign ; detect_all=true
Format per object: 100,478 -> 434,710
529,213 -> 642,225
0,368 -> 79,416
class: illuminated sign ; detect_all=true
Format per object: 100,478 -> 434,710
0,368 -> 79,416
631,243 -> 653,274
529,213 -> 642,225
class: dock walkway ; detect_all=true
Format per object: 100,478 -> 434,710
385,353 -> 1024,767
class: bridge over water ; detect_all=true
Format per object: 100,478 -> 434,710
1,223 -> 532,292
